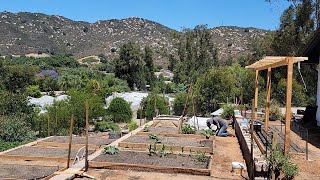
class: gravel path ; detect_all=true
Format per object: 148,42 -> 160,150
92,151 -> 209,169
44,136 -> 115,146
5,147 -> 94,158
123,136 -> 212,147
0,164 -> 58,179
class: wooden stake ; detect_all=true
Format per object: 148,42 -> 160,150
265,67 -> 272,131
154,95 -> 157,117
85,97 -> 89,171
284,59 -> 293,155
2,112 -> 4,135
67,113 -> 74,168
254,70 -> 259,120
182,85 -> 192,117
250,99 -> 255,180
140,105 -> 142,126
47,113 -> 50,137
55,111 -> 58,134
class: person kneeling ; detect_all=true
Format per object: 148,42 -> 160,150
206,116 -> 233,137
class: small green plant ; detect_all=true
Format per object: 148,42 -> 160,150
169,144 -> 174,154
148,133 -> 161,142
181,123 -> 194,134
283,162 -> 299,180
159,144 -> 166,157
95,121 -> 119,132
102,146 -> 119,155
267,144 -> 299,180
148,144 -> 154,156
196,151 -> 207,162
143,124 -> 150,132
201,129 -> 214,139
128,120 -> 138,131
153,143 -> 157,153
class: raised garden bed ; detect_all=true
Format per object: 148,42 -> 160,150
90,151 -> 212,176
37,136 -> 115,149
0,164 -> 59,179
1,146 -> 95,162
144,127 -> 179,134
119,135 -> 213,154
43,136 -> 114,146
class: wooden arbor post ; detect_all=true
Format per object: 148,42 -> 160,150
265,67 -> 272,131
254,70 -> 259,120
284,59 -> 294,155
85,97 -> 89,171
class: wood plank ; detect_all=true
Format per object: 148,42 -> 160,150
265,67 -> 272,131
253,132 -> 266,154
284,59 -> 293,155
89,161 -> 211,176
0,154 -> 70,163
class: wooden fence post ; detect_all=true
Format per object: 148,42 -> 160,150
67,113 -> 74,168
85,97 -> 89,171
47,113 -> 50,137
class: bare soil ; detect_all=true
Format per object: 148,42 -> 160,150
147,127 -> 178,134
92,151 -> 210,169
75,169 -> 215,180
44,136 -> 114,146
0,164 -> 58,179
123,136 -> 212,147
5,146 -> 94,158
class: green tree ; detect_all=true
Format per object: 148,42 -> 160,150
172,92 -> 192,116
0,91 -> 33,116
144,45 -> 156,87
115,42 -> 146,90
107,97 -> 132,123
194,67 -> 236,115
26,85 -> 41,98
172,25 -> 218,84
4,65 -> 38,92
140,94 -> 169,120
68,90 -> 105,133
274,78 -> 307,106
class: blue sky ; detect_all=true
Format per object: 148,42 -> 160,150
0,0 -> 291,31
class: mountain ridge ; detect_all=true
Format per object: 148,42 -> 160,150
0,11 -> 269,66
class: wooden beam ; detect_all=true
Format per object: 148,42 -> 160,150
284,59 -> 293,155
254,70 -> 259,120
265,67 -> 272,131
85,97 -> 89,171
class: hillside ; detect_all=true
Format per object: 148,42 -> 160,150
0,11 -> 269,66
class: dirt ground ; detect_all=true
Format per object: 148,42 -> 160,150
269,120 -> 320,180
76,134 -> 248,180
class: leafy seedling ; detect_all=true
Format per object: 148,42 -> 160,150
102,146 -> 119,155
153,142 -> 157,155
169,144 -> 174,154
159,144 -> 166,157
143,124 -> 150,132
196,151 -> 207,162
201,129 -> 214,139
148,144 -> 153,156
148,133 -> 161,143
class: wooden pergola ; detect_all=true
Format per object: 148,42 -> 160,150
246,56 -> 308,154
